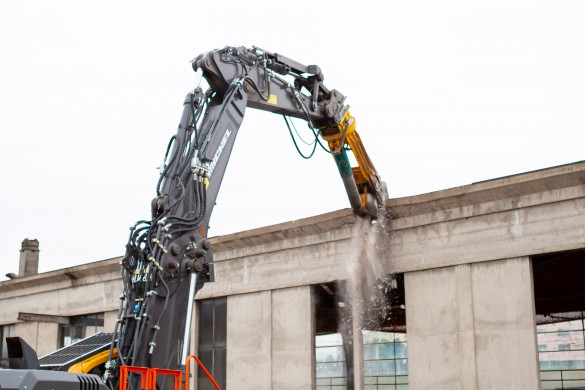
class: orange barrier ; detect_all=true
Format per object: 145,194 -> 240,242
185,354 -> 222,390
149,368 -> 182,390
120,357 -> 219,390
120,366 -> 150,390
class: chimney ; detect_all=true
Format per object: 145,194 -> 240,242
18,239 -> 39,277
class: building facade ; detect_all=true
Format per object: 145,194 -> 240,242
1,161 -> 585,389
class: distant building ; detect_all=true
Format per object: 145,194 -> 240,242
1,161 -> 585,389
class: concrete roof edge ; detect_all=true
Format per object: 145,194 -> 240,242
209,208 -> 356,250
387,160 -> 585,217
0,257 -> 122,294
212,161 -> 585,247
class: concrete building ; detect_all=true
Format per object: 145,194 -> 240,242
1,161 -> 585,389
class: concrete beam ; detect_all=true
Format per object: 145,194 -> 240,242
0,257 -> 121,299
0,279 -> 121,325
17,312 -> 69,325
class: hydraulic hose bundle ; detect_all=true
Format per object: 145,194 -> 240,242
104,89 -> 214,389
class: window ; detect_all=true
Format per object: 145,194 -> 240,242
316,333 -> 347,388
537,313 -> 585,389
315,331 -> 409,390
0,324 -> 16,369
198,297 -> 226,390
363,331 -> 409,389
59,313 -> 104,348
533,250 -> 585,390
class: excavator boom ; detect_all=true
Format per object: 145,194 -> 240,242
108,45 -> 388,389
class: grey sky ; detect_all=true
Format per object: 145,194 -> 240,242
0,0 -> 583,275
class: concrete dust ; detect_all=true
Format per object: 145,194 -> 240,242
336,210 -> 393,389
344,211 -> 393,330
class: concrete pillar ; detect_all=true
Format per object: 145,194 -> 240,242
35,323 -> 59,356
271,286 -> 314,390
226,287 -> 316,390
18,239 -> 39,277
227,291 -> 272,390
104,310 -> 119,333
405,257 -> 540,390
471,258 -> 540,389
405,266 -> 468,390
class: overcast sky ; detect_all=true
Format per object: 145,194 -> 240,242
0,0 -> 583,276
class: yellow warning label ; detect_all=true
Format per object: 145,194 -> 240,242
267,94 -> 278,105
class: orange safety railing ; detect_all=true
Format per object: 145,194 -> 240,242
185,354 -> 222,390
120,358 -> 220,390
120,366 -> 150,390
149,368 -> 182,390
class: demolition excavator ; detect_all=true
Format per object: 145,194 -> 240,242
0,45 -> 388,390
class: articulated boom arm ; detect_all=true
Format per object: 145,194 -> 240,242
193,46 -> 388,215
107,46 -> 388,389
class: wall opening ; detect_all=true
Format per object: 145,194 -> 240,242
197,297 -> 226,390
59,313 -> 104,348
314,275 -> 407,389
533,249 -> 585,390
